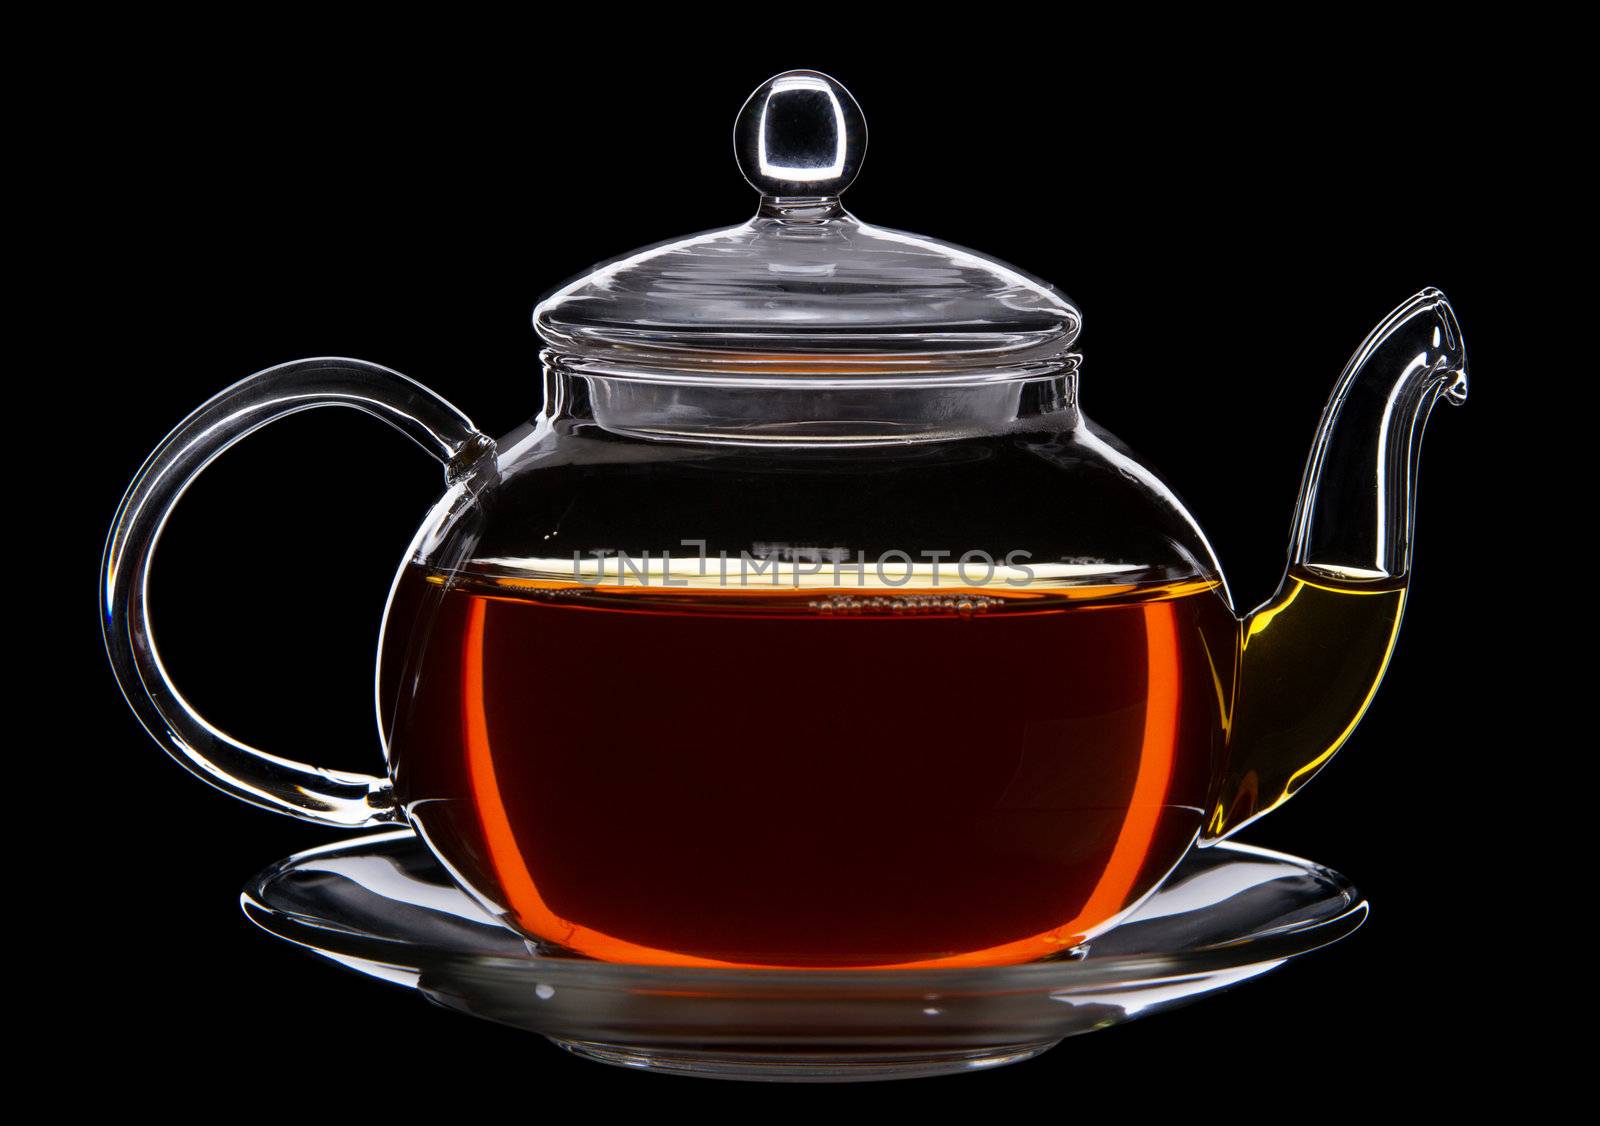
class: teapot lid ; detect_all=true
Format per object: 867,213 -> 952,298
534,71 -> 1081,384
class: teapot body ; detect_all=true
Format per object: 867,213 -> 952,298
100,68 -> 1464,978
378,369 -> 1238,967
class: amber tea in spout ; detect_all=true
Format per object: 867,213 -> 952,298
385,562 -> 1237,969
1210,564 -> 1409,836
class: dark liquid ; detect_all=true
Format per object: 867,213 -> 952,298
384,565 -> 1234,968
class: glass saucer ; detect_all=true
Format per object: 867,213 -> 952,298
243,830 -> 1364,1082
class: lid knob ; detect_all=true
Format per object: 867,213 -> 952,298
734,70 -> 866,202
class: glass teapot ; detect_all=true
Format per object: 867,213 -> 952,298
102,71 -> 1466,970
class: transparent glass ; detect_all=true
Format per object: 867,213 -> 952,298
533,68 -> 1080,379
100,71 -> 1466,991
242,829 -> 1367,1082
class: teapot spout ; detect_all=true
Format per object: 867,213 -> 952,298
1286,287 -> 1467,580
1206,289 -> 1466,840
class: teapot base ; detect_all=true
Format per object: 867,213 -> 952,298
547,1038 -> 1061,1082
241,829 -> 1365,1082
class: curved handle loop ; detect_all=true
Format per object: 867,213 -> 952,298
101,357 -> 495,827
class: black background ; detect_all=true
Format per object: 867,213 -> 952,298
61,22 -> 1557,1110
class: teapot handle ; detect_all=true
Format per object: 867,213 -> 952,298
101,358 -> 495,827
